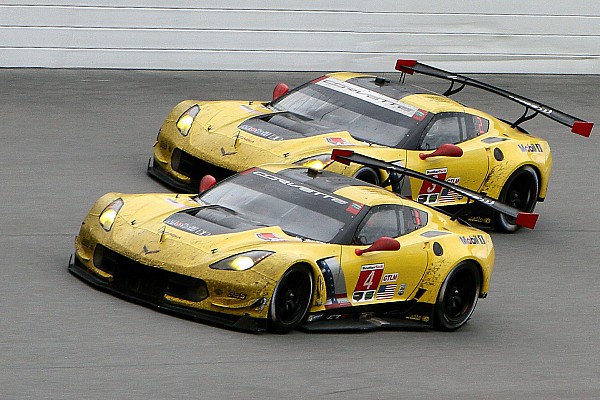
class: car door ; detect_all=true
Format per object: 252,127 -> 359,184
404,112 -> 490,206
339,205 -> 428,303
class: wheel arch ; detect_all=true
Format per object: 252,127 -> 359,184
277,260 -> 326,310
438,258 -> 485,297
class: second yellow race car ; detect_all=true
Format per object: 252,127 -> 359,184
149,60 -> 592,233
71,151 -> 537,333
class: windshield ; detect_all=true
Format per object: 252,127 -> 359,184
270,76 -> 430,148
197,169 -> 364,242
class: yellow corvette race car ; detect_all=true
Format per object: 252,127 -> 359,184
71,151 -> 537,333
149,60 -> 592,233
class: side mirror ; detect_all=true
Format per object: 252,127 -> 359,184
272,83 -> 289,100
355,237 -> 400,256
419,143 -> 463,160
199,175 -> 217,193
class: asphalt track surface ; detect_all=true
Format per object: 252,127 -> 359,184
1,69 -> 599,400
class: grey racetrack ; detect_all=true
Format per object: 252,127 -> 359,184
1,69 -> 599,400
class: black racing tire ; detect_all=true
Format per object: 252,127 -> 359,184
433,262 -> 481,331
495,165 -> 540,233
267,264 -> 313,334
353,167 -> 380,185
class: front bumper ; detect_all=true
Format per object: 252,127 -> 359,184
68,253 -> 267,332
148,151 -> 237,193
147,156 -> 197,193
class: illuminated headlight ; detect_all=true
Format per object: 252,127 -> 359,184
176,105 -> 200,136
98,198 -> 124,232
295,154 -> 333,168
209,250 -> 274,271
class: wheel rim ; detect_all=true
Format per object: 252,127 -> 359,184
506,178 -> 533,210
442,268 -> 478,324
272,269 -> 312,326
498,168 -> 538,231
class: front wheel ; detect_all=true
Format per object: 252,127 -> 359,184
433,262 -> 481,331
267,264 -> 313,334
495,166 -> 539,233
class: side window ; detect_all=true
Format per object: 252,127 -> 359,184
420,115 -> 462,150
353,205 -> 428,245
402,206 -> 428,233
464,115 -> 490,140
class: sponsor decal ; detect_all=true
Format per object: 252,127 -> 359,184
459,234 -> 487,245
398,283 -> 407,296
382,273 -> 398,283
417,193 -> 439,204
326,137 -> 355,146
345,202 -> 363,215
315,77 -> 421,118
467,216 -> 492,225
239,124 -> 284,141
413,108 -> 428,121
376,284 -> 396,300
164,217 -> 212,236
256,232 -> 285,242
353,290 -> 376,303
252,170 -> 349,205
518,143 -> 544,153
407,313 -> 430,322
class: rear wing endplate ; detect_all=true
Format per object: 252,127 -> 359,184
395,59 -> 593,137
332,149 -> 538,229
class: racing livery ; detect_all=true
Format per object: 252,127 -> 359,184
149,60 -> 592,232
71,156 -> 537,333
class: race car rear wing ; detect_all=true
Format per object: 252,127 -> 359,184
331,149 -> 538,229
395,59 -> 594,137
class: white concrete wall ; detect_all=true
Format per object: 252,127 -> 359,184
1,1 -> 599,73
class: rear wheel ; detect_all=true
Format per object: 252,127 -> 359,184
267,265 -> 313,334
433,262 -> 481,331
495,166 -> 539,233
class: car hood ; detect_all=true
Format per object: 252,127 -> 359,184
189,101 -> 386,169
109,194 -> 303,268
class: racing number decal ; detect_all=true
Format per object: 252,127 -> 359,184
355,264 -> 384,291
417,168 -> 447,204
418,168 -> 447,196
353,264 -> 384,303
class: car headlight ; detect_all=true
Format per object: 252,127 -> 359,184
98,198 -> 124,232
209,250 -> 274,271
176,105 -> 200,136
294,154 -> 333,168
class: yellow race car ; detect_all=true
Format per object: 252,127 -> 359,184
149,60 -> 592,233
71,152 -> 537,333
